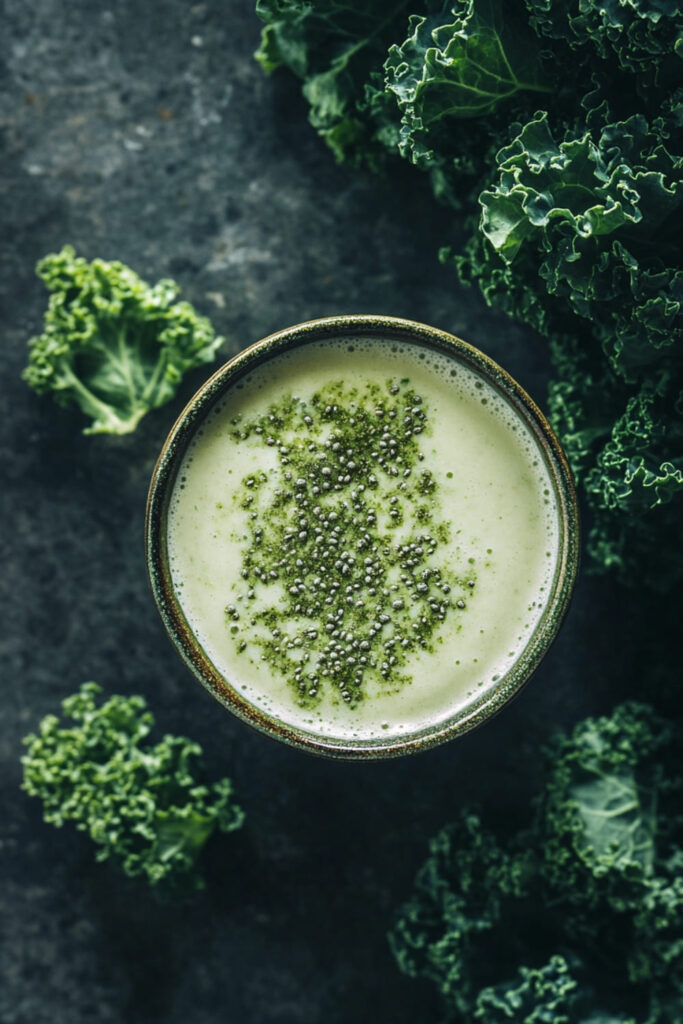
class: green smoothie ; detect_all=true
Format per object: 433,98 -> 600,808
167,336 -> 559,743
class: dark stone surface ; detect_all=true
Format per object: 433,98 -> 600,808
0,3 -> 659,1023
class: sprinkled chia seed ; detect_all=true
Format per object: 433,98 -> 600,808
226,378 -> 476,708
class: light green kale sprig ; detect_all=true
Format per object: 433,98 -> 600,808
22,683 -> 244,895
23,245 -> 223,435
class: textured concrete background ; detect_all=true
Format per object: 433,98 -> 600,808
0,2 -> 648,1022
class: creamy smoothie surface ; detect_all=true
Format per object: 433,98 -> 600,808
167,336 -> 559,742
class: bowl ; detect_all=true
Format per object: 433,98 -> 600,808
146,315 -> 579,759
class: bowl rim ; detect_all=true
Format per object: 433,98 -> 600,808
146,314 -> 580,760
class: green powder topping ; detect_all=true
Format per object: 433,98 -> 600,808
225,378 -> 475,708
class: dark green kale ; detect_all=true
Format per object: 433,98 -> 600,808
473,957 -> 599,1024
389,702 -> 683,1023
255,0 -> 415,166
384,5 -> 546,155
23,245 -> 223,435
22,683 -> 244,895
524,0 -> 683,90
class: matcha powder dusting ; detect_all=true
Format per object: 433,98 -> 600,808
226,378 -> 475,709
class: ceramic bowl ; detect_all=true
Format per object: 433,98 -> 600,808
146,315 -> 579,759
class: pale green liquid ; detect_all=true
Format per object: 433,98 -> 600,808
167,337 -> 559,742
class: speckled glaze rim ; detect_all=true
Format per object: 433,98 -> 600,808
146,315 -> 579,760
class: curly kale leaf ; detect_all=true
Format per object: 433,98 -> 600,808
384,0 -> 549,153
537,704 -> 683,1007
471,110 -> 683,374
389,703 -> 683,1023
389,809 -> 536,1016
538,703 -> 672,906
524,0 -> 683,92
474,955 -> 588,1024
362,0 -> 551,207
581,379 -> 683,583
23,246 -> 223,435
473,956 -> 640,1022
255,0 -> 413,165
546,334 -> 683,586
22,683 -> 244,894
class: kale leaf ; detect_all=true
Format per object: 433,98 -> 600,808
22,683 -> 244,895
384,0 -> 549,149
255,0 -> 414,166
473,956 -> 588,1024
464,108 -> 683,377
389,702 -> 683,1023
23,245 -> 223,435
525,0 -> 683,90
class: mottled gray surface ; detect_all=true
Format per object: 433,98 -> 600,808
0,3 -> 648,1023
